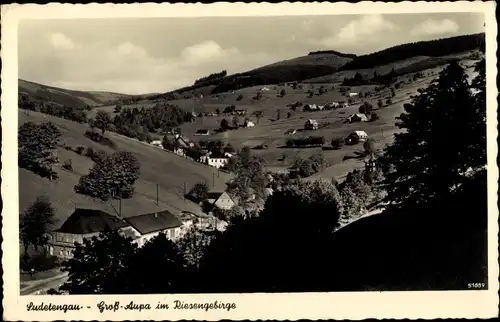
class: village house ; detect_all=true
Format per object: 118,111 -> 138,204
349,92 -> 359,97
346,130 -> 369,145
171,134 -> 195,156
121,210 -> 183,247
48,208 -> 129,259
244,120 -> 255,128
49,208 -> 187,258
304,103 -> 318,111
194,129 -> 210,136
150,140 -> 163,147
304,119 -> 319,130
205,191 -> 236,210
199,150 -> 231,169
234,109 -> 247,116
173,147 -> 187,157
339,101 -> 348,108
348,113 -> 369,123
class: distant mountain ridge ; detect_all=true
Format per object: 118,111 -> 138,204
18,79 -> 132,109
19,32 -> 486,106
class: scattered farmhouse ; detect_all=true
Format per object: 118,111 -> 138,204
121,210 -> 183,247
205,191 -> 236,211
304,104 -> 318,111
49,208 -> 129,259
304,119 -> 319,130
174,134 -> 194,148
261,87 -> 270,91
150,140 -> 163,148
285,129 -> 297,135
328,102 -> 340,109
234,109 -> 247,116
244,120 -> 255,128
348,113 -> 369,123
349,92 -> 359,97
346,130 -> 369,145
199,150 -> 231,169
194,129 -> 210,136
173,147 -> 187,157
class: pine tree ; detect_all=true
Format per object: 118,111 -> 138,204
381,61 -> 486,209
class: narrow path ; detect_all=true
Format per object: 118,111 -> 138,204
20,272 -> 69,295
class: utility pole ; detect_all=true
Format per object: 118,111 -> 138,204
156,184 -> 159,206
212,172 -> 215,187
183,182 -> 187,201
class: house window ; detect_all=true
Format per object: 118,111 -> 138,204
57,234 -> 63,242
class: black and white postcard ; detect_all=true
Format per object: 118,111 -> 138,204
1,1 -> 498,320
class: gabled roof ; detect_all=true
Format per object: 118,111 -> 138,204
353,130 -> 368,137
57,208 -> 129,234
209,150 -> 229,159
206,192 -> 224,200
124,210 -> 183,235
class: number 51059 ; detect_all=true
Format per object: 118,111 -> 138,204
468,282 -> 486,289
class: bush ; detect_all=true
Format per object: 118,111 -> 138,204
84,147 -> 94,158
331,138 -> 345,149
20,254 -> 60,272
236,94 -> 243,101
84,129 -> 117,148
90,150 -> 108,163
62,159 -> 73,171
220,118 -> 230,131
286,136 -> 325,148
370,113 -> 379,122
75,145 -> 86,155
359,102 -> 373,114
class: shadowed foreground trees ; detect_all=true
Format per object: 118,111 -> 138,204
20,196 -> 58,257
196,180 -> 344,293
61,231 -> 187,294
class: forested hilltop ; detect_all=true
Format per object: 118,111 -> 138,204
340,33 -> 485,71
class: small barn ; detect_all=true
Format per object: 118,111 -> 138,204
348,113 -> 369,123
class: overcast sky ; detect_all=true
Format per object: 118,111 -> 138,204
18,13 -> 484,95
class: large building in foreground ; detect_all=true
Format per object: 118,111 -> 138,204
49,208 -> 184,259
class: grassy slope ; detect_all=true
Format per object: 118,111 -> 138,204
19,79 -> 132,108
89,56 -> 478,182
19,110 -> 232,227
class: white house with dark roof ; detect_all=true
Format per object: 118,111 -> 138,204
121,210 -> 183,247
205,191 -> 236,210
49,208 -> 129,259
